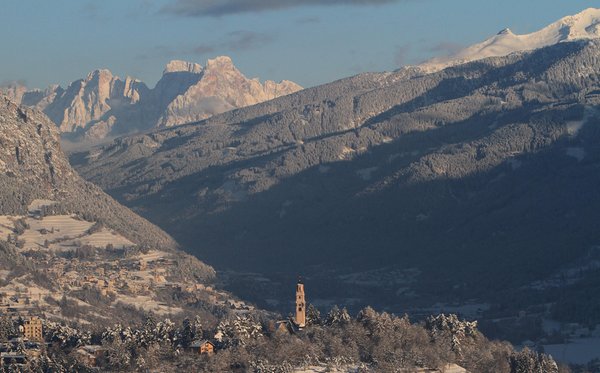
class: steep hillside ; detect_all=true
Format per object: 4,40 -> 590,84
0,95 -> 178,249
0,95 -> 259,327
3,57 -> 301,144
73,39 -> 600,314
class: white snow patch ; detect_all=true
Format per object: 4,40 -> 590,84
0,216 -> 16,241
115,295 -> 183,315
567,120 -> 585,136
73,228 -> 134,249
20,215 -> 93,249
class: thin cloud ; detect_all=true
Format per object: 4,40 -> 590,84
192,31 -> 274,55
296,16 -> 321,24
163,0 -> 403,17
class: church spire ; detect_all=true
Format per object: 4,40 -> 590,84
295,278 -> 306,328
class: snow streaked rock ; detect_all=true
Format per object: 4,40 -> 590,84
419,8 -> 600,72
1,57 -> 302,142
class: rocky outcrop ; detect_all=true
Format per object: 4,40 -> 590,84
157,56 -> 302,127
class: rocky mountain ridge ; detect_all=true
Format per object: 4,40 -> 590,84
2,57 -> 302,144
419,7 -> 600,72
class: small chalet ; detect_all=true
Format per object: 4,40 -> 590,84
275,319 -> 300,335
74,345 -> 106,367
189,340 -> 215,355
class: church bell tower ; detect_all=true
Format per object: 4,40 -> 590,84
295,279 -> 306,328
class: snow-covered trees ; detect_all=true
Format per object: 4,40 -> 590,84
306,304 -> 322,326
0,316 -> 17,341
509,348 -> 559,373
215,315 -> 263,347
45,321 -> 91,349
425,313 -> 479,356
325,305 -> 351,326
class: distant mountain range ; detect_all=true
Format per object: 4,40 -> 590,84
72,9 -> 600,325
1,57 -> 301,146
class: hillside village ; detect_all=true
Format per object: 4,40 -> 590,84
0,199 -> 254,324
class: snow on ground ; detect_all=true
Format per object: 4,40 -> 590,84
114,294 -> 183,316
0,216 -> 16,240
13,214 -> 133,250
339,146 -> 356,160
418,8 -> 600,73
566,120 -> 586,136
68,227 -> 133,249
293,365 -> 361,373
293,364 -> 467,373
20,215 -> 93,249
544,338 -> 600,364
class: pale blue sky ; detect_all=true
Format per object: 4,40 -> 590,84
0,0 -> 596,89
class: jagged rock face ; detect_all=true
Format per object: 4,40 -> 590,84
2,57 -> 302,143
0,82 -> 28,104
42,70 -> 150,134
158,56 -> 302,127
0,94 -> 178,250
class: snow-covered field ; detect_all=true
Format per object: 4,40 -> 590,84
20,215 -> 93,249
0,213 -> 134,251
66,227 -> 133,249
115,294 -> 183,316
0,215 -> 16,240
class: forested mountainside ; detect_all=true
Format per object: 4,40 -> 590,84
0,96 -> 565,371
74,40 -> 600,326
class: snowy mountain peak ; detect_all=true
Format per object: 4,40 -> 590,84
206,56 -> 236,70
163,60 -> 203,75
419,8 -> 600,73
85,69 -> 114,81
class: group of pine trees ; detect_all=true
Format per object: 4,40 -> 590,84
0,307 -> 574,372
